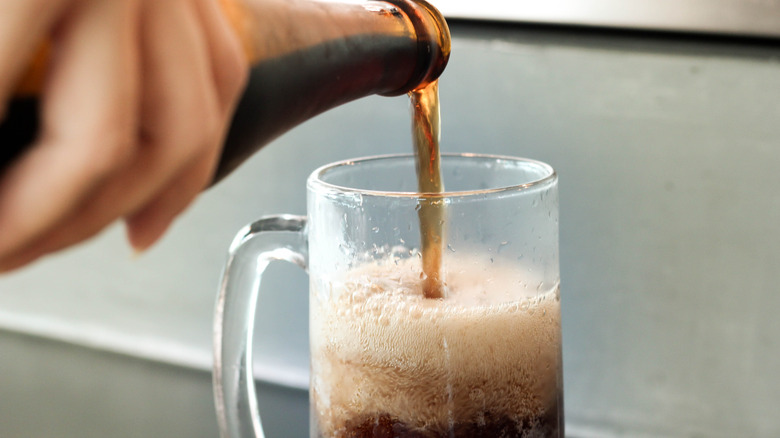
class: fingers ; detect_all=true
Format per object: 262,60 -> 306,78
125,152 -> 218,251
0,0 -> 249,272
2,152 -> 218,270
0,0 -> 226,270
123,0 -> 249,250
71,0 -> 247,252
0,0 -> 140,259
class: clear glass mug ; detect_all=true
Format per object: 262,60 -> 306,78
213,153 -> 563,437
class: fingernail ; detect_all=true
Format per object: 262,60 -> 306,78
131,246 -> 148,260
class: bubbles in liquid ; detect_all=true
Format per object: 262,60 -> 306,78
310,255 -> 562,436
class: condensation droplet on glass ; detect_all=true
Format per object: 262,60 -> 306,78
537,281 -> 544,291
447,244 -> 455,252
415,203 -> 422,211
372,226 -> 379,233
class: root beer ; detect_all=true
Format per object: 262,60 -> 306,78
410,80 -> 445,299
310,257 -> 563,438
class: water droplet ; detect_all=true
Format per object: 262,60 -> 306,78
447,244 -> 455,252
415,204 -> 422,211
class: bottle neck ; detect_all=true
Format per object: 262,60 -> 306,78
231,0 -> 449,95
214,0 -> 450,181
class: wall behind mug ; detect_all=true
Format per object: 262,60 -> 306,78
2,21 -> 780,438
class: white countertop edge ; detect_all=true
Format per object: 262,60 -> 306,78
0,310 -> 310,391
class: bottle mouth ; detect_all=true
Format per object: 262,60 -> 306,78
378,0 -> 452,96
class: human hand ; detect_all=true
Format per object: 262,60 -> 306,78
0,0 -> 248,272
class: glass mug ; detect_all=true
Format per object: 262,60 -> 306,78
213,153 -> 563,437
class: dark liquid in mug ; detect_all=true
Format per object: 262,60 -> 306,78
335,401 -> 562,438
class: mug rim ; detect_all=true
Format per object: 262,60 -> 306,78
307,153 -> 557,198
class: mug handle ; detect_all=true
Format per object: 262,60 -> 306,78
213,215 -> 308,438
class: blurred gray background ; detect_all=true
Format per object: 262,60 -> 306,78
2,14 -> 780,438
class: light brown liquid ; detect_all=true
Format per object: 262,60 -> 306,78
410,80 -> 445,299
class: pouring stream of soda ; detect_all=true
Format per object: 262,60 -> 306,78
410,80 -> 445,299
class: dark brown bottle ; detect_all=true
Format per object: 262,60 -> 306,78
0,0 -> 451,182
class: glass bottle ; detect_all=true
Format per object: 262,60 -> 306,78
0,0 -> 451,182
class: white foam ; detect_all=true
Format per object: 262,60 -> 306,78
310,255 -> 562,434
